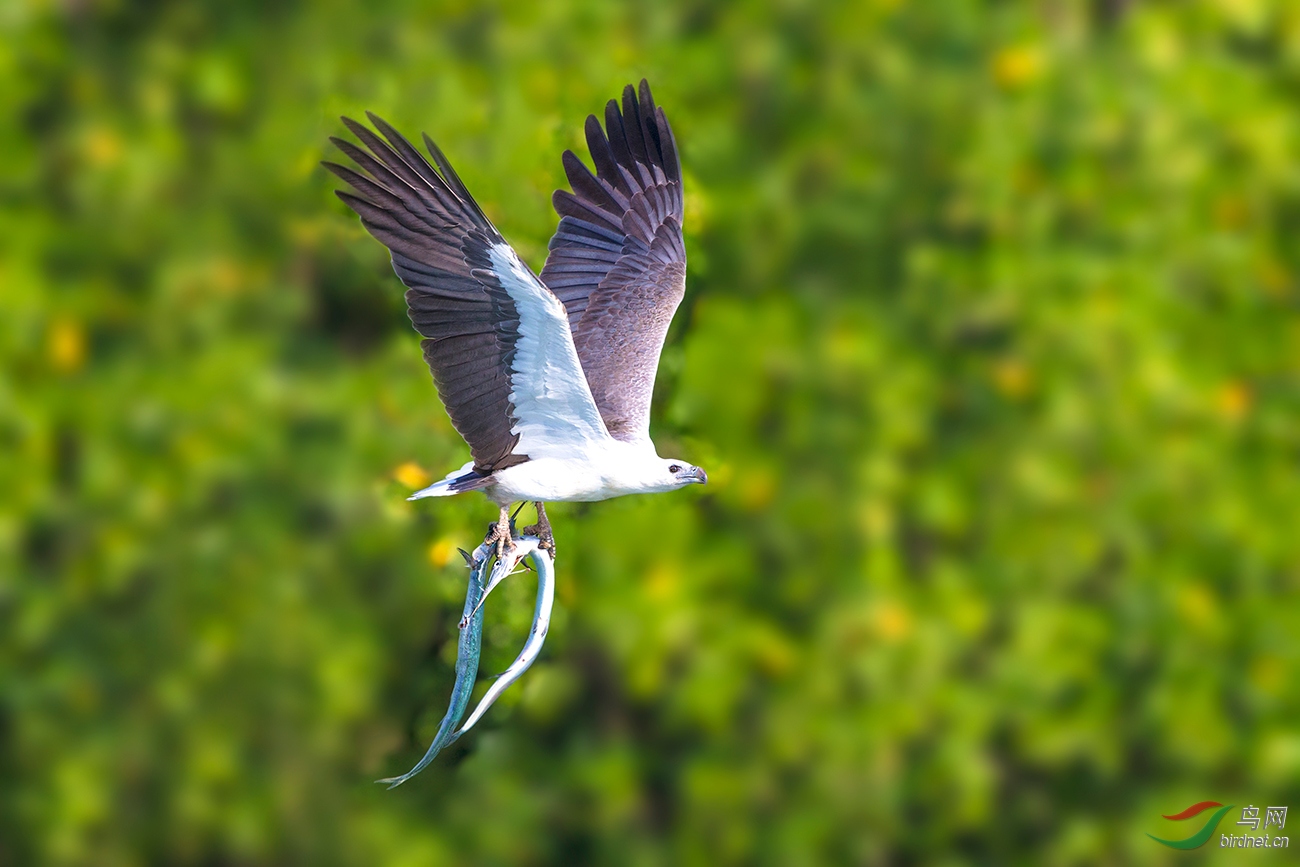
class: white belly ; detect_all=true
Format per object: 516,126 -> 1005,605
485,440 -> 658,504
486,457 -> 615,503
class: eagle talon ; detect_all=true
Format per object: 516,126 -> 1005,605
484,507 -> 516,563
522,526 -> 555,558
522,502 -> 556,559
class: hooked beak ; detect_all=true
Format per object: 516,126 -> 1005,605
678,465 -> 708,485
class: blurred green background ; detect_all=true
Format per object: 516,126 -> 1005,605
4,0 -> 1300,863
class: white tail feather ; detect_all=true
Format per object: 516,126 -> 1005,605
408,460 -> 476,500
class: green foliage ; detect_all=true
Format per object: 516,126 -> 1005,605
3,0 -> 1299,863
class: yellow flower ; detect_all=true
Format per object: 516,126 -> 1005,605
1216,382 -> 1250,422
992,45 -> 1043,88
874,600 -> 913,643
49,319 -> 86,373
393,462 -> 431,490
427,538 -> 455,568
84,127 -> 122,167
993,359 -> 1031,398
646,562 -> 678,601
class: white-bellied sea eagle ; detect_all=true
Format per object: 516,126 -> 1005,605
324,80 -> 705,556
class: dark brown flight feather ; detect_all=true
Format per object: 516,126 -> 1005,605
541,79 -> 687,443
323,114 -> 528,474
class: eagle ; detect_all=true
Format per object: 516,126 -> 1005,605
324,80 -> 705,557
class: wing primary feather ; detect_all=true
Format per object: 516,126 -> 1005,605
339,117 -> 433,198
327,166 -> 448,236
620,84 -> 651,171
638,80 -> 658,145
330,117 -> 531,471
561,150 -> 621,213
365,112 -> 446,189
421,133 -> 495,235
329,136 -> 423,204
538,82 -> 689,443
655,107 -> 683,185
603,99 -> 635,181
584,114 -> 627,198
334,191 -> 423,239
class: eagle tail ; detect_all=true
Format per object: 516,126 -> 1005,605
408,461 -> 494,500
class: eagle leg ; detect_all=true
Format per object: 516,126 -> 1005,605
522,502 -> 555,558
485,505 -> 515,562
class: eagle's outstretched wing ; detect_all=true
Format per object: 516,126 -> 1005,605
324,116 -> 607,473
540,80 -> 687,445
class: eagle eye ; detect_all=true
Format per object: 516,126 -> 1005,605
669,464 -> 682,474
